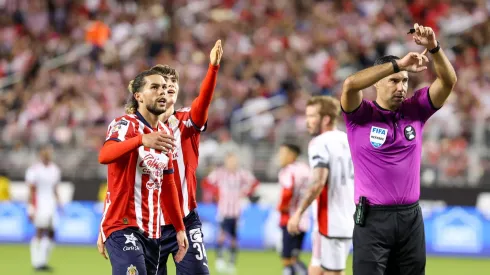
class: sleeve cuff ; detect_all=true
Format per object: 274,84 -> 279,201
426,87 -> 441,110
189,115 -> 207,132
209,64 -> 220,71
341,103 -> 362,114
104,138 -> 121,143
314,163 -> 329,169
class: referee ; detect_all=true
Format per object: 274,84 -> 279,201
341,23 -> 457,275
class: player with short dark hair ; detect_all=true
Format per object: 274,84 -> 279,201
26,145 -> 61,272
153,40 -> 223,275
98,69 -> 188,275
341,23 -> 457,275
277,143 -> 310,275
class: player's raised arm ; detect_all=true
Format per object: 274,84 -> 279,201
189,39 -> 223,128
341,48 -> 429,112
412,23 -> 457,108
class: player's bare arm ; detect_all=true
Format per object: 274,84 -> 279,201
189,39 -> 223,128
287,167 -> 329,235
341,48 -> 429,112
174,230 -> 189,263
97,232 -> 108,260
27,184 -> 35,221
412,23 -> 457,108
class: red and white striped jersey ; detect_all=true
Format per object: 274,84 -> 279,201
308,129 -> 355,238
206,167 -> 259,219
100,113 -> 174,241
160,107 -> 205,225
277,161 -> 311,232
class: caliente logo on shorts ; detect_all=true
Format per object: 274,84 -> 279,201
370,126 -> 388,148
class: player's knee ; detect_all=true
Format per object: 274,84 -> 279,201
282,258 -> 294,266
308,266 -> 323,275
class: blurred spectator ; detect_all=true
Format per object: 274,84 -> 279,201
0,0 -> 488,185
0,171 -> 11,201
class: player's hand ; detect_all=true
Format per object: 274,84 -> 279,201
210,40 -> 223,66
287,212 -> 301,235
397,50 -> 429,73
27,204 -> 35,223
142,132 -> 176,153
174,230 -> 189,263
412,23 -> 438,50
97,232 -> 108,260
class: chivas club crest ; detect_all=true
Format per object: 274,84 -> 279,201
127,264 -> 138,275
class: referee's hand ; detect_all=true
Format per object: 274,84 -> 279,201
287,212 -> 302,235
397,50 -> 429,73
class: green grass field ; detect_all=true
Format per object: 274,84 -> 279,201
2,244 -> 489,275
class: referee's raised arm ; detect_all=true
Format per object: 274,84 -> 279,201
411,23 -> 457,108
341,51 -> 428,113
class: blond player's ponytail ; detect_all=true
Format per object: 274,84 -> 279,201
125,80 -> 137,114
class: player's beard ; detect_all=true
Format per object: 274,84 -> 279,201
309,123 -> 321,136
146,102 -> 166,116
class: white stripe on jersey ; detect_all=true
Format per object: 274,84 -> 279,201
100,194 -> 111,241
174,127 -> 190,216
117,121 -> 129,141
156,189 -> 161,237
147,148 -> 156,238
135,146 -> 144,232
148,188 -> 154,238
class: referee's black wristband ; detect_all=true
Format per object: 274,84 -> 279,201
391,59 -> 400,73
429,41 -> 441,54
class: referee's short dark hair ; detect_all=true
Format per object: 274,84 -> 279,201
281,143 -> 301,156
374,55 -> 400,66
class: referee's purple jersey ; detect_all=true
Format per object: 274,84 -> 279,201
342,87 -> 438,205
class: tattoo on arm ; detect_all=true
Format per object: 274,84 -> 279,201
297,167 -> 329,215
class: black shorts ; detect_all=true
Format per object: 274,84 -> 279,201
220,218 -> 238,238
353,202 -> 426,275
280,226 -> 305,259
105,227 -> 160,275
158,210 -> 210,275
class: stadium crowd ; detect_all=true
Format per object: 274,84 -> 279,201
0,0 -> 489,184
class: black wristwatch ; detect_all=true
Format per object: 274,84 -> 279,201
429,41 -> 441,54
391,59 -> 400,73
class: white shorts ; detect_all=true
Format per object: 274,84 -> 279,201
33,210 -> 54,229
320,236 -> 352,271
310,230 -> 322,267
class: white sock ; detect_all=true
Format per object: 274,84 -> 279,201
39,237 -> 52,266
30,237 -> 41,268
46,238 -> 54,263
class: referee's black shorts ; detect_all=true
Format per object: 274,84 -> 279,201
353,202 -> 426,275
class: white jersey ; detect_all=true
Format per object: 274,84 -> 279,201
308,129 -> 355,238
25,162 -> 60,214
